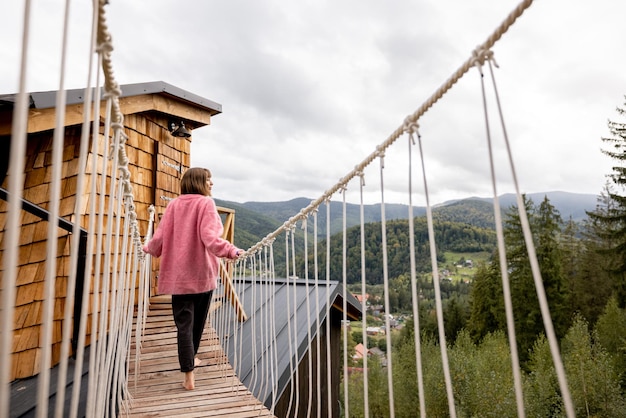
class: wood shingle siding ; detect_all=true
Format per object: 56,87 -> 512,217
1,81 -> 221,383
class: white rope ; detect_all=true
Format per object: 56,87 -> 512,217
56,4 -> 107,417
291,225 -> 302,416
218,259 -> 235,380
403,122 -> 427,418
358,171 -> 370,417
216,260 -> 229,376
105,166 -> 124,416
324,200 -> 333,418
111,199 -> 132,413
3,0 -> 573,416
36,1 -> 71,416
341,188 -> 350,418
92,114 -> 120,417
312,211 -> 322,418
86,93 -> 111,418
70,5 -> 102,412
133,205 -> 154,390
474,52 -> 526,418
258,248 -> 270,402
245,0 -> 536,258
416,130 -> 457,418
0,1 -> 32,415
247,253 -> 260,397
268,243 -> 279,413
230,259 -> 243,386
485,58 -> 575,418
378,151 -> 396,417
234,258 -> 247,392
302,215 -> 314,418
284,228 -> 297,417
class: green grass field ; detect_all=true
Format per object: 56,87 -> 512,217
441,251 -> 492,283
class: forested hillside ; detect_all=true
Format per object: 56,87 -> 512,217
217,191 -> 596,249
218,100 -> 626,415
433,199 -> 495,229
291,217 -> 495,284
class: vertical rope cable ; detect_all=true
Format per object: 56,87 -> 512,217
378,151 -> 396,417
268,243 -> 279,413
0,1 -> 32,415
313,211 -> 322,418
86,94 -> 112,418
325,200 -> 333,418
341,188 -> 349,418
63,2 -> 100,418
403,124 -> 427,418
416,133 -> 457,418
89,99 -> 109,416
358,172 -> 370,417
302,215 -> 314,418
2,1 -> 563,416
284,228 -> 296,417
485,58 -> 575,418
36,1 -> 71,416
474,53 -> 526,418
258,247 -> 269,402
133,205 -> 155,390
291,224 -> 301,416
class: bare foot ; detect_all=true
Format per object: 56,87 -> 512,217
182,371 -> 195,390
194,357 -> 202,367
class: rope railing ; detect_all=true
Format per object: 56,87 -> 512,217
227,0 -> 577,416
245,0 -> 535,257
1,0 -> 589,417
1,1 -> 149,417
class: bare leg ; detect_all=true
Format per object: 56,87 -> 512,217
182,370 -> 195,390
194,357 -> 202,367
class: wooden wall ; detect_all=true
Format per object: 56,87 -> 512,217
1,128 -> 83,380
273,309 -> 342,418
122,113 -> 193,295
0,109 -> 195,381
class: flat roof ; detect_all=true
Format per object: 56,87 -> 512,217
0,81 -> 222,116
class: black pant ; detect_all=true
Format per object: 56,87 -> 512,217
171,291 -> 213,372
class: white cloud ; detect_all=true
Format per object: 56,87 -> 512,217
2,0 -> 624,208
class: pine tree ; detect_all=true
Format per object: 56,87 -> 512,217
467,261 -> 504,341
504,195 -> 540,360
587,96 -> 626,308
574,188 -> 615,322
534,196 -> 569,338
502,195 -> 569,359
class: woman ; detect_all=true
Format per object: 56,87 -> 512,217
143,167 -> 243,390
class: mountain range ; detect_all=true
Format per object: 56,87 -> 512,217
216,191 -> 599,249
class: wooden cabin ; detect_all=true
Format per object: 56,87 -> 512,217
0,81 -> 222,382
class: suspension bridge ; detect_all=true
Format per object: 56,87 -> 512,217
1,0 -> 599,416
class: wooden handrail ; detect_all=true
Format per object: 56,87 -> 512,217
217,206 -> 247,322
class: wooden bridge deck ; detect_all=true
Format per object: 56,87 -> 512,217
125,296 -> 275,417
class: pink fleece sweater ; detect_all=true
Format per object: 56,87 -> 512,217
143,194 -> 240,295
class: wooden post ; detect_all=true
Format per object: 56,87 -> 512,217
218,207 -> 247,322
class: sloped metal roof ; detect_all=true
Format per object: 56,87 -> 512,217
221,277 -> 361,409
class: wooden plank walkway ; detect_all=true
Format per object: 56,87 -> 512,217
124,296 -> 275,417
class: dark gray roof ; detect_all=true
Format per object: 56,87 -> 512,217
220,277 -> 361,409
0,81 -> 221,115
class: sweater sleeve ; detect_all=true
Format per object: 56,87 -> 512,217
143,211 -> 167,257
199,198 -> 240,259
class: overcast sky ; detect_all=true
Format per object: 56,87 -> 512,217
2,0 -> 625,206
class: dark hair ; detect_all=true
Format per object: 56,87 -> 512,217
180,167 -> 212,195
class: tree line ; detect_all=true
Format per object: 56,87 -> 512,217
342,96 -> 626,416
295,217 -> 496,284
